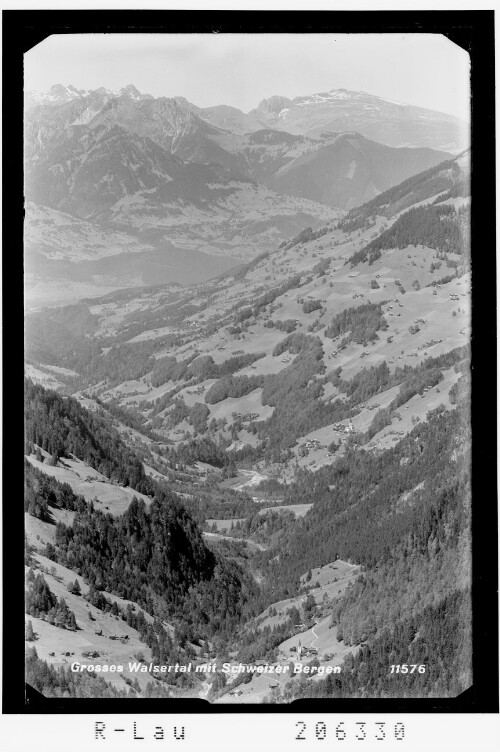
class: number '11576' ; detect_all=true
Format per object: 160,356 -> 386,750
390,664 -> 426,673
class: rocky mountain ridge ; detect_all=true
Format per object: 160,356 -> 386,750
249,88 -> 469,152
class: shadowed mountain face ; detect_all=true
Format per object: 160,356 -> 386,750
25,120 -> 255,220
248,131 -> 452,210
24,84 -> 459,306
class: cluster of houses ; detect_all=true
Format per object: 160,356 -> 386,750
299,437 -> 328,458
186,385 -> 205,395
290,640 -> 318,658
303,438 -> 322,451
332,419 -> 356,434
417,338 -> 443,352
93,628 -> 129,643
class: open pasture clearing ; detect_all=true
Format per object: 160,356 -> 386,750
334,280 -> 469,382
25,509 -> 76,550
258,503 -> 313,517
205,503 -> 313,533
299,559 -> 359,586
220,469 -> 269,493
206,388 -> 274,423
256,561 -> 360,632
205,518 -> 247,532
368,367 -> 461,450
25,364 -> 68,392
26,553 -> 158,694
26,454 -> 151,515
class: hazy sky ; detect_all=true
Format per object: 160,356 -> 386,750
25,33 -> 470,121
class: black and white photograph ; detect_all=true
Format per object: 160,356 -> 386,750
15,13 -> 495,716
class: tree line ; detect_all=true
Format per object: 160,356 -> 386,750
349,204 -> 466,267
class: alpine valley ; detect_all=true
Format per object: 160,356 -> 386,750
24,84 -> 471,702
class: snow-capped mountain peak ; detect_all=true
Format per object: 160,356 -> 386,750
249,87 -> 468,152
28,83 -> 153,106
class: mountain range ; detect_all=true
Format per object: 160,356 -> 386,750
27,83 -> 468,152
24,83 -> 466,306
247,89 -> 468,151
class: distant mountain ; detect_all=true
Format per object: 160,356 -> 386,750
340,147 -> 470,231
78,93 -> 453,209
26,85 -> 454,208
24,108 -> 335,305
25,83 -> 460,306
24,117 -> 334,232
87,95 -> 234,166
249,89 -> 469,153
196,104 -> 270,134
25,82 -> 153,108
242,130 -> 452,210
25,117 -> 248,219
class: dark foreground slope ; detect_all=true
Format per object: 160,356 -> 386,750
25,380 -> 259,646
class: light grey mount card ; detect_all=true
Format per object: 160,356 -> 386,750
24,31 -> 472,704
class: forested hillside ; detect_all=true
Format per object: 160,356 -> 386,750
25,379 -> 156,492
25,381 -> 259,649
349,205 -> 469,266
283,589 -> 471,699
256,402 -> 470,591
339,155 -> 469,232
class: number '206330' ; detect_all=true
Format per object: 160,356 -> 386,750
295,721 -> 405,741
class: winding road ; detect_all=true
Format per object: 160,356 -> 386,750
310,619 -> 320,649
